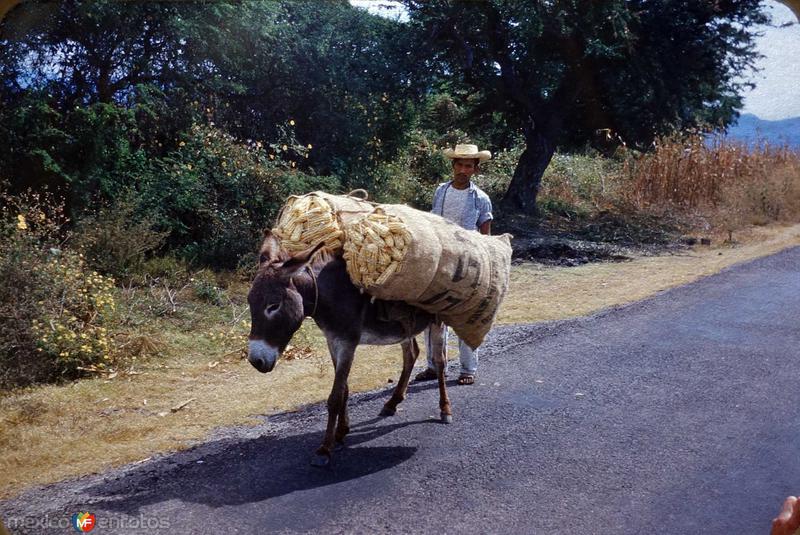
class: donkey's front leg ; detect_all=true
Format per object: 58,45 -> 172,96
312,338 -> 356,467
429,321 -> 452,424
380,338 -> 419,417
335,382 -> 350,445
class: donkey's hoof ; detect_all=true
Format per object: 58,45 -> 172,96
310,452 -> 331,468
379,405 -> 396,417
441,413 -> 453,424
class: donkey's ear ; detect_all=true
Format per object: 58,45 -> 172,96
259,229 -> 282,264
279,241 -> 325,279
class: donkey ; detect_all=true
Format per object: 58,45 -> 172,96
247,231 -> 452,467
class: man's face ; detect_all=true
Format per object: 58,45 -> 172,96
452,159 -> 478,184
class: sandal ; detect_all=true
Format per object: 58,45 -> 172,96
414,368 -> 439,382
457,374 -> 475,385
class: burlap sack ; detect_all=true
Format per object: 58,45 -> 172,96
274,193 -> 512,348
345,204 -> 512,349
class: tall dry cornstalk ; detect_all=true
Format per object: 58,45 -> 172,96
624,135 -> 800,234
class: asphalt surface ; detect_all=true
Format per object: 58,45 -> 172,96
2,247 -> 800,534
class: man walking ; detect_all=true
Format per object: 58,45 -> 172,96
415,143 -> 493,385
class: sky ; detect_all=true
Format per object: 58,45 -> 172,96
351,0 -> 800,121
741,1 -> 800,120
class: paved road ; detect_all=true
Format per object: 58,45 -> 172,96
3,247 -> 800,534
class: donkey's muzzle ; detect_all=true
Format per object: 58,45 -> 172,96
248,340 -> 279,373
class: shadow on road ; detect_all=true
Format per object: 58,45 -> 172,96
84,416 -> 436,514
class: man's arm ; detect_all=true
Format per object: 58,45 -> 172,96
431,184 -> 445,214
476,191 -> 493,235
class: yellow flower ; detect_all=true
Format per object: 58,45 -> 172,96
289,119 -> 295,126
281,144 -> 288,151
307,144 -> 313,149
179,141 -> 186,147
16,214 -> 27,230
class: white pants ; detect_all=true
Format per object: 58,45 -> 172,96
424,325 -> 478,376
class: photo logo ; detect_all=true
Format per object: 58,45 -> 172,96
71,512 -> 96,532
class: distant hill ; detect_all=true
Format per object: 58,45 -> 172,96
723,113 -> 800,148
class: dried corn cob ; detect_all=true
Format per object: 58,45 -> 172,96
343,210 -> 411,289
273,195 -> 344,252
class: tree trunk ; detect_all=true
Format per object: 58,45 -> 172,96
501,125 -> 557,215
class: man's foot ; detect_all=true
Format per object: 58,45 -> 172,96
414,368 -> 439,382
457,374 -> 475,385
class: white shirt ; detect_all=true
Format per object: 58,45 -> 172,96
441,185 -> 470,225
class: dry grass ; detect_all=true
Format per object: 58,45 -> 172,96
1,222 -> 799,499
625,136 -> 800,233
500,223 -> 800,323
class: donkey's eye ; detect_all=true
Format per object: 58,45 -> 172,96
259,254 -> 268,264
265,303 -> 281,315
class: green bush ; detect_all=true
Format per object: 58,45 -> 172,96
73,196 -> 168,282
140,124 -> 339,268
530,151 -> 625,219
191,270 -> 226,306
474,146 -> 522,205
0,192 -> 116,388
137,255 -> 190,286
370,129 -> 463,208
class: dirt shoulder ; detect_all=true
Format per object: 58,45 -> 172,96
1,223 -> 798,499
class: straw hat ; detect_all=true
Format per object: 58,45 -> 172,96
443,144 -> 492,161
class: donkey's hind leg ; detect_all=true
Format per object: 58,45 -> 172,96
380,338 -> 420,417
429,321 -> 452,423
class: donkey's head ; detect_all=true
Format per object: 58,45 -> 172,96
247,231 -> 324,373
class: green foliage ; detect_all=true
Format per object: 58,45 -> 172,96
137,255 -> 190,286
0,192 -> 116,388
0,0 -> 777,261
1,1 -> 413,267
407,0 -> 767,146
474,146 -> 524,204
73,196 -> 168,282
176,0 -> 422,180
540,153 -> 623,206
140,124 -> 339,267
370,130 -> 452,207
404,0 -> 769,209
190,270 -> 226,306
0,89 -> 183,211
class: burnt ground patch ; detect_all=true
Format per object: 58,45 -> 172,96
497,210 -> 690,266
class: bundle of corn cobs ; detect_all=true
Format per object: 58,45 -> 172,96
273,192 -> 413,291
273,195 -> 344,253
341,210 -> 411,287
